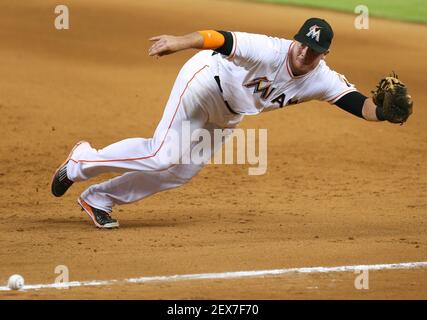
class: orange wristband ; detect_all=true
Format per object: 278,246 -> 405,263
198,30 -> 225,49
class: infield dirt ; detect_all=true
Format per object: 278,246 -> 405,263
0,0 -> 426,299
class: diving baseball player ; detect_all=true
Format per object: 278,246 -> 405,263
51,18 -> 413,229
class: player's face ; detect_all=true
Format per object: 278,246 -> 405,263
291,42 -> 328,75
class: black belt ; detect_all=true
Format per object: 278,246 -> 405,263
214,75 -> 240,115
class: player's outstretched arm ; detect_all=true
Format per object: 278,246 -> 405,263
361,98 -> 381,121
335,80 -> 413,125
334,91 -> 380,121
148,32 -> 204,57
148,30 -> 227,58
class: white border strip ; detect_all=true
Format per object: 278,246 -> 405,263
1,261 -> 427,291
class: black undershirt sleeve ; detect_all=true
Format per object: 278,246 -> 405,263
334,91 -> 368,119
214,31 -> 234,56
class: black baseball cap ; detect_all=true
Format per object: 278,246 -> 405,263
293,18 -> 334,53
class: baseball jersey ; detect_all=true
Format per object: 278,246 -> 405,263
214,32 -> 357,115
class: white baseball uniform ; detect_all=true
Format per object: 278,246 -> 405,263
67,32 -> 357,213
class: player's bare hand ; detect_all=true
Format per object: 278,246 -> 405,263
148,35 -> 184,58
148,33 -> 203,58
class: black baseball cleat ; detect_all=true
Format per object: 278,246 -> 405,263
51,162 -> 74,197
77,197 -> 119,229
51,141 -> 88,197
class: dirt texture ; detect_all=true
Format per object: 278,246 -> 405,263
0,0 -> 426,299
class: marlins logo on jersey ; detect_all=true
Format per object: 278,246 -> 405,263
306,25 -> 322,42
244,77 -> 275,99
244,77 -> 287,108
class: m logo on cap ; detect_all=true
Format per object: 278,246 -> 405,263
306,25 -> 322,42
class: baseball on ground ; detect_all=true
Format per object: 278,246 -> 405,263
7,274 -> 24,290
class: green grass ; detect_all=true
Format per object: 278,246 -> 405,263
251,0 -> 427,24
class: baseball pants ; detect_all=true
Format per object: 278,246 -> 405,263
66,51 -> 244,212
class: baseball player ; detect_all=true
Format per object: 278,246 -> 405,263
51,18 -> 412,229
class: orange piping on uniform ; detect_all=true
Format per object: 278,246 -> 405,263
70,65 -> 210,164
229,32 -> 238,59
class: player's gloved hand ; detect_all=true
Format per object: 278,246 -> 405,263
372,72 -> 413,125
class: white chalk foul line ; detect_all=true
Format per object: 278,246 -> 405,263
1,261 -> 427,291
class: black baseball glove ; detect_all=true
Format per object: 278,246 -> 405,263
372,72 -> 413,124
